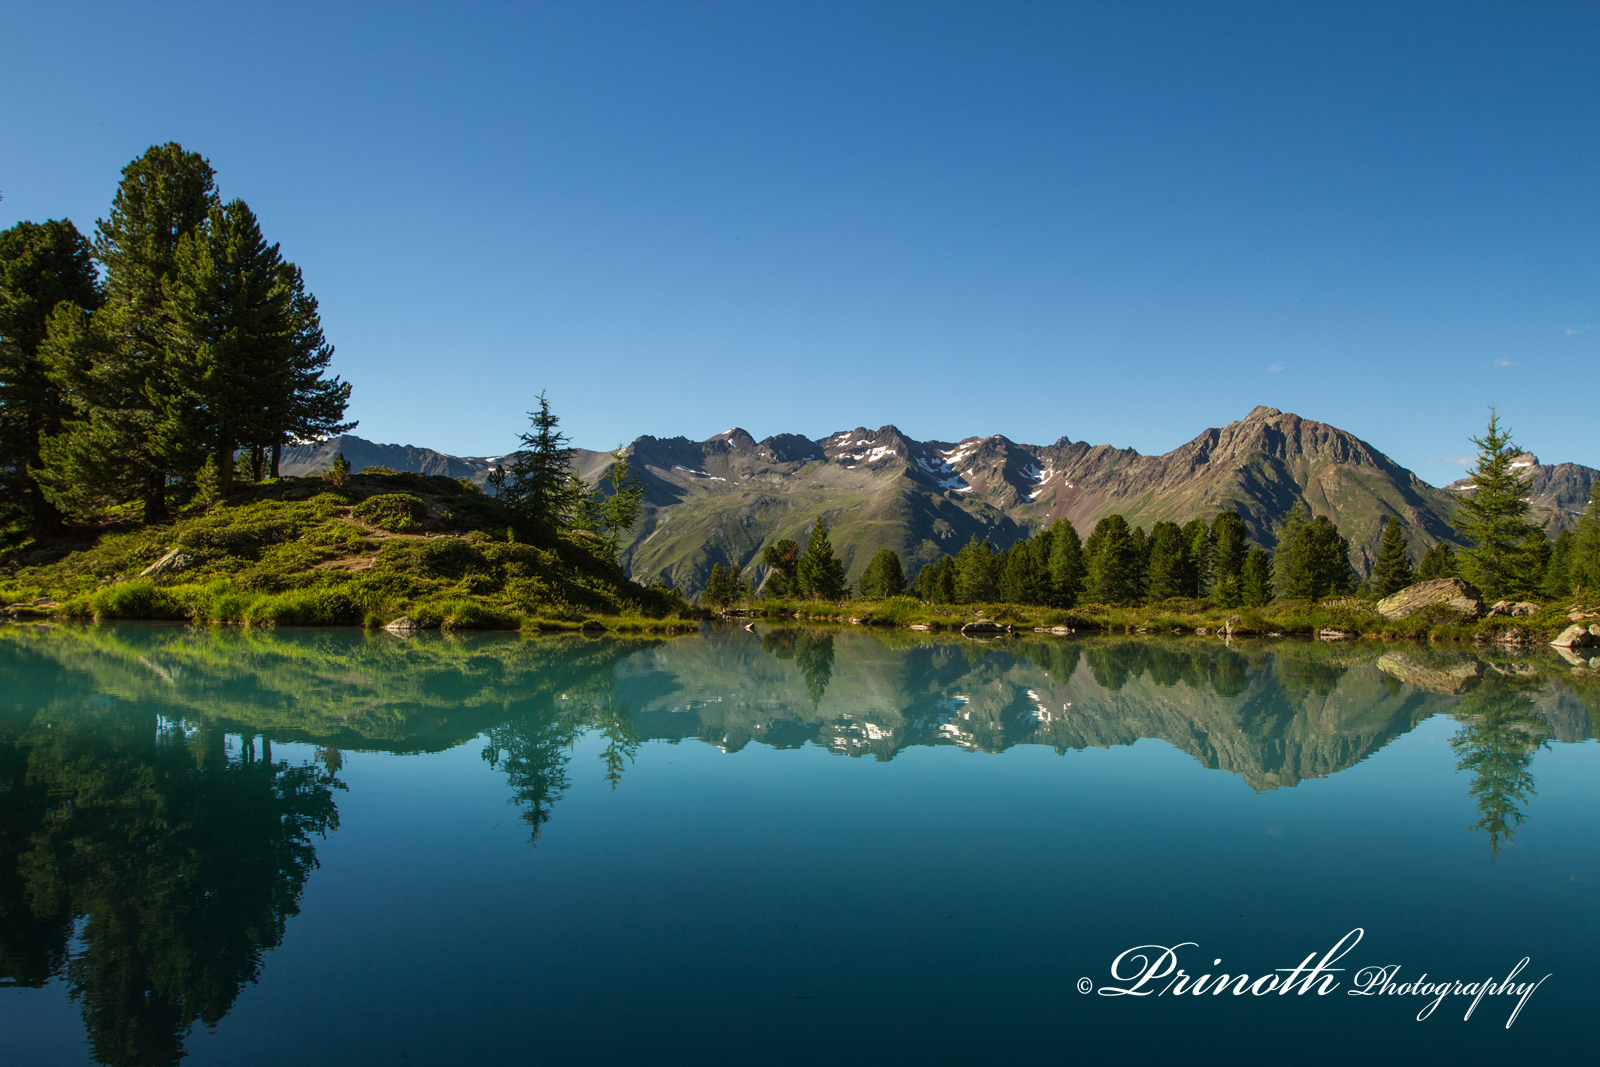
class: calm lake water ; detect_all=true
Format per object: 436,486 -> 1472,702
1,622 -> 1596,1066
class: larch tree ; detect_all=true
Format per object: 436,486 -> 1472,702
1210,510 -> 1250,608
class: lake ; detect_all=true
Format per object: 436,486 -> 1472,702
1,622 -> 1596,1065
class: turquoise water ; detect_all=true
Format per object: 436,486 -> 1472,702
1,623 -> 1596,1065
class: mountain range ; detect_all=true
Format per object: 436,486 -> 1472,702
279,406 -> 1597,596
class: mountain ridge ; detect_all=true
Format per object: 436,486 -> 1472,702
279,409 -> 1597,595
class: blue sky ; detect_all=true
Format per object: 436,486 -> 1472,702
2,1 -> 1595,481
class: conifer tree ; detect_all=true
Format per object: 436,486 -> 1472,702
913,555 -> 956,603
997,539 -> 1042,603
1241,546 -> 1274,606
497,391 -> 576,533
1128,525 -> 1150,603
159,199 -> 293,497
1210,510 -> 1250,608
44,144 -> 221,522
1571,484 -> 1600,594
954,537 -> 998,604
0,219 -> 102,535
593,450 -> 646,564
796,516 -> 848,600
1453,410 -> 1542,599
1417,541 -> 1458,580
1276,511 -> 1356,601
1083,515 -> 1141,605
1516,530 -> 1550,597
1371,517 -> 1415,598
761,539 -> 801,597
1182,518 -> 1213,597
859,546 -> 908,598
1543,528 -> 1576,599
1143,521 -> 1191,602
1047,520 -> 1085,607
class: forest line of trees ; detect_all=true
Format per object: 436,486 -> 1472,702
0,143 -> 355,538
715,411 -> 1600,609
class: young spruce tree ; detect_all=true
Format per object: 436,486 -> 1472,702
1371,518 -> 1415,598
1453,409 -> 1542,599
796,516 -> 848,600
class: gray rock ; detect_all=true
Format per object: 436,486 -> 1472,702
384,615 -> 424,633
139,549 -> 195,578
961,619 -> 1010,636
1376,578 -> 1483,621
1512,602 -> 1539,617
1551,624 -> 1596,649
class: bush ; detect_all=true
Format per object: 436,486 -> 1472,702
352,493 -> 428,532
410,597 -> 521,630
87,579 -> 183,620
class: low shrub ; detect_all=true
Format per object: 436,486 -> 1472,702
410,597 -> 521,630
352,493 -> 427,532
87,579 -> 184,620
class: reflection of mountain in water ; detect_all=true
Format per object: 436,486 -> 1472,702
616,628 -> 1594,791
3,622 -> 1596,1062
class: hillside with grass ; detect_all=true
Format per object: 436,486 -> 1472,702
0,469 -> 692,630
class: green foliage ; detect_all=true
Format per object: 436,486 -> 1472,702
1543,528 -> 1576,598
1371,517 -> 1415,598
859,546 -> 908,598
351,493 -> 427,532
702,561 -> 749,608
1144,521 -> 1191,602
1274,503 -> 1356,601
954,537 -> 998,603
913,554 -> 956,603
761,538 -> 801,597
322,451 -> 351,488
85,578 -> 183,619
0,218 -> 103,535
1573,484 -> 1600,595
1210,510 -> 1250,607
1417,541 -> 1458,580
796,516 -> 849,600
593,450 -> 646,563
494,391 -> 576,533
1453,409 -> 1542,599
1047,521 -> 1085,606
1241,546 -> 1273,607
1084,515 -> 1141,606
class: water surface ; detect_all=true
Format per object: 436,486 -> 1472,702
2,623 -> 1596,1065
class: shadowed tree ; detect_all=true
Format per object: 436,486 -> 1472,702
0,219 -> 102,537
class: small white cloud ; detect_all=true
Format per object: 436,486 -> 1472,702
1444,456 -> 1473,466
1567,325 -> 1593,336
1267,362 -> 1284,372
1493,358 -> 1519,367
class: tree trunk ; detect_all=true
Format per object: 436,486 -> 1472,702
250,446 -> 265,484
271,441 -> 281,479
219,437 -> 235,498
143,471 -> 167,524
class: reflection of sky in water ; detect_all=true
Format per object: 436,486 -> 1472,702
1,624 -> 1596,1066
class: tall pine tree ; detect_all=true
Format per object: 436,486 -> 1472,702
859,546 -> 908,598
1047,521 -> 1085,607
1210,510 -> 1250,608
1453,410 -> 1542,599
45,144 -> 221,521
495,391 -> 576,534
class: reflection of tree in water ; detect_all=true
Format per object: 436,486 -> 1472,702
1081,641 -> 1253,700
1450,675 -> 1548,861
762,628 -> 836,710
482,684 -> 641,841
0,712 -> 342,1067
